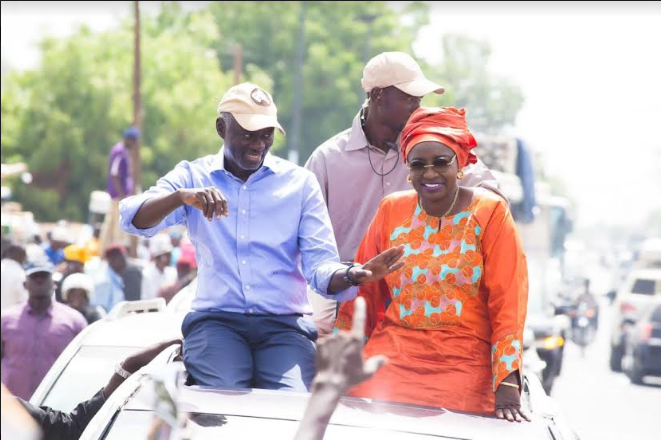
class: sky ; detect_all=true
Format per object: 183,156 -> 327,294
2,1 -> 660,229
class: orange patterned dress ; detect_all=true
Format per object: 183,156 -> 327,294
335,188 -> 528,414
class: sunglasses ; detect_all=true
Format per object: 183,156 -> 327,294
406,155 -> 457,173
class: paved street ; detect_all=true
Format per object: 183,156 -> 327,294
552,299 -> 661,440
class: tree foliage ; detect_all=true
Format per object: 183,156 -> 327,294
2,8 -> 238,221
2,2 -> 525,222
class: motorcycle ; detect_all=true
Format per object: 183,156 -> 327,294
571,301 -> 596,357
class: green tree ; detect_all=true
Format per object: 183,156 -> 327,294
1,8 -> 271,222
208,1 -> 429,161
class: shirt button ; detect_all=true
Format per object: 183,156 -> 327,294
248,308 -> 254,314
242,260 -> 247,265
242,209 -> 247,215
240,235 -> 245,240
246,285 -> 251,290
386,181 -> 391,187
242,185 -> 248,190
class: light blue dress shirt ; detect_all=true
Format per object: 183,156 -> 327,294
120,150 -> 356,315
92,267 -> 125,312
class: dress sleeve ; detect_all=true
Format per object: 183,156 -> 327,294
480,198 -> 528,391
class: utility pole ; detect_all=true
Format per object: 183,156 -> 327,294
130,0 -> 142,258
132,0 -> 142,193
289,0 -> 307,165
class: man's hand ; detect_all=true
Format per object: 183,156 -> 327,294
495,378 -> 531,423
313,297 -> 387,393
104,339 -> 182,400
178,187 -> 228,221
122,339 -> 183,374
348,245 -> 405,285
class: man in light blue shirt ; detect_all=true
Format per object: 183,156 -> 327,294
91,245 -> 127,313
119,83 -> 404,391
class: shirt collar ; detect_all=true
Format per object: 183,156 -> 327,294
345,107 -> 370,152
211,147 -> 283,175
27,302 -> 54,317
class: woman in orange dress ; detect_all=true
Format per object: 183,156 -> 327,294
335,107 -> 529,422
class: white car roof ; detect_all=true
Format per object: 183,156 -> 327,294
122,385 -> 550,440
627,268 -> 661,281
78,312 -> 184,347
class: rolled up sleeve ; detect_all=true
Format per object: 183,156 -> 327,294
119,161 -> 192,238
298,173 -> 358,301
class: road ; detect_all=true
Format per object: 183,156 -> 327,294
551,298 -> 661,440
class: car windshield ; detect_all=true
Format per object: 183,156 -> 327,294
102,410 -> 459,440
41,345 -> 139,412
631,278 -> 656,295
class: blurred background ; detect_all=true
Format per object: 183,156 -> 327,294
1,2 -> 660,440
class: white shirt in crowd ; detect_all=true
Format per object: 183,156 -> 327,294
141,263 -> 177,300
1,259 -> 27,310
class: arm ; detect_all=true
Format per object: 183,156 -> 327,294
298,174 -> 402,298
120,161 -> 227,238
480,199 -> 530,422
16,339 -> 182,440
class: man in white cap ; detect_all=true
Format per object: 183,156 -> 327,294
305,52 -> 501,336
1,264 -> 87,400
119,83 -> 405,391
140,234 -> 177,301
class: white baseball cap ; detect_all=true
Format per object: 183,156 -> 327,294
149,234 -> 173,258
217,83 -> 285,135
361,52 -> 445,97
61,273 -> 94,300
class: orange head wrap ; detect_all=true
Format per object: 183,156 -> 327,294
401,107 -> 477,167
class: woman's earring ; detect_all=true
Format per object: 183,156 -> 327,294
406,175 -> 412,183
457,170 -> 465,180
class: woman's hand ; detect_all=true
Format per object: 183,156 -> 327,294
495,377 -> 531,422
348,245 -> 405,284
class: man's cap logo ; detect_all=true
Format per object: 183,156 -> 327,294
251,88 -> 272,106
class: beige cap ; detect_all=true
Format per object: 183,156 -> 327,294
361,52 -> 445,97
217,83 -> 285,135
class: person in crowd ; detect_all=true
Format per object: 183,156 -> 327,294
141,234 -> 177,300
335,107 -> 529,422
92,245 -> 128,312
43,227 -> 70,267
2,265 -> 87,399
1,242 -> 27,310
54,244 -> 87,303
100,127 -> 139,249
62,272 -> 102,324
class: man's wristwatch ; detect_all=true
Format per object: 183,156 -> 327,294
114,362 -> 132,379
342,262 -> 362,286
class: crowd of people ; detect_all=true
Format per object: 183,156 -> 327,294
1,224 -> 198,401
2,50 -> 531,440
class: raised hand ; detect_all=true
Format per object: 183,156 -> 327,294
347,245 -> 405,285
